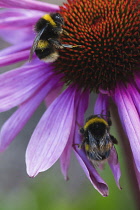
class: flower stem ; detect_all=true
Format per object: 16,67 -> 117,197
111,101 -> 140,209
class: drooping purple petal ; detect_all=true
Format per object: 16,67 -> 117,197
73,91 -> 108,196
0,0 -> 59,12
0,75 -> 60,152
94,92 -> 121,189
26,85 -> 77,177
94,93 -> 109,115
60,89 -> 81,180
108,147 -> 121,189
0,61 -> 53,111
113,85 -> 140,172
75,151 -> 108,196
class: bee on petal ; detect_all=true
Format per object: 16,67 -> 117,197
79,113 -> 118,164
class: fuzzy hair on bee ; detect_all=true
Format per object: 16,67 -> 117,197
79,113 -> 118,164
29,13 -> 77,62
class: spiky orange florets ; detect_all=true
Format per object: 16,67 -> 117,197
54,0 -> 140,91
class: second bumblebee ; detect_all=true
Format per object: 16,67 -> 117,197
79,114 -> 118,163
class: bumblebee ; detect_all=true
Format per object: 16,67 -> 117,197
79,113 -> 118,163
29,13 -> 75,62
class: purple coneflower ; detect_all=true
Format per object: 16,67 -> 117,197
0,0 -> 139,197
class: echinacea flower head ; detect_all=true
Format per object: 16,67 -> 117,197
0,0 -> 139,197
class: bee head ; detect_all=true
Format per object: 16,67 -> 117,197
51,13 -> 64,26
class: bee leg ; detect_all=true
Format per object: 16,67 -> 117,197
107,118 -> 112,126
80,127 -> 84,134
62,44 -> 81,48
53,26 -> 63,35
48,38 -> 64,49
73,141 -> 84,149
110,135 -> 118,144
73,136 -> 86,149
106,111 -> 112,126
99,110 -> 112,126
62,29 -> 70,36
78,140 -> 85,149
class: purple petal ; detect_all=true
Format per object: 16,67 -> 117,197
0,8 -> 27,17
0,9 -> 42,43
26,85 -> 77,177
113,85 -> 140,172
0,76 -> 60,152
94,93 -> 109,115
0,0 -> 59,12
0,50 -> 30,67
0,27 -> 34,44
0,41 -> 32,56
45,82 -> 63,107
108,147 -> 121,189
76,90 -> 89,127
127,83 -> 140,115
94,92 -> 121,189
60,89 -> 81,180
75,151 -> 108,196
60,115 -> 75,180
0,61 -> 53,111
134,162 -> 140,187
73,91 -> 108,196
0,15 -> 41,29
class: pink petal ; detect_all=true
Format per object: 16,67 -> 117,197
127,83 -> 140,115
0,76 -> 60,151
0,0 -> 59,12
26,85 -> 77,177
0,61 -> 53,111
60,116 -> 75,180
113,85 -> 140,172
94,92 -> 121,189
45,82 -> 63,107
73,91 -> 108,196
0,41 -> 32,56
94,93 -> 109,115
60,89 -> 81,180
0,9 -> 42,43
108,147 -> 121,189
0,8 -> 27,17
0,50 -> 30,67
75,151 -> 108,197
0,27 -> 34,44
0,15 -> 40,28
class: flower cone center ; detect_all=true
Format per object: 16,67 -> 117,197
54,0 -> 140,91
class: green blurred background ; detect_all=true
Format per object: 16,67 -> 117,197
0,0 -> 138,209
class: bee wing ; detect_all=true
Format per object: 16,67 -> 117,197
87,131 -> 103,161
29,27 -> 46,61
88,131 -> 96,145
